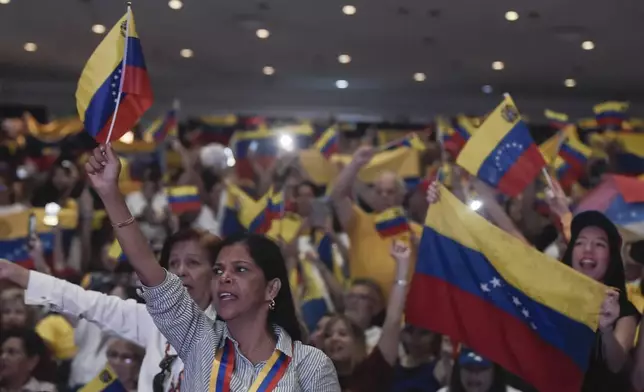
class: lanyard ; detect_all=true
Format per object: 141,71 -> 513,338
208,339 -> 292,392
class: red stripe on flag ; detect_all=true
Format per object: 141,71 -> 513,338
406,274 -> 585,392
497,144 -> 545,197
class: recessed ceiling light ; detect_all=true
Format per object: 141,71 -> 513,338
0,0 -> 11,5
180,49 -> 194,58
581,40 -> 595,50
338,54 -> 351,64
564,78 -> 577,88
482,85 -> 493,94
413,72 -> 426,82
336,80 -> 349,89
23,43 -> 37,52
342,5 -> 356,15
256,29 -> 270,39
263,66 -> 275,75
505,11 -> 519,21
168,0 -> 183,10
492,61 -> 505,71
91,24 -> 106,34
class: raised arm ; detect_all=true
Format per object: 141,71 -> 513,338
377,241 -> 412,365
330,146 -> 374,230
85,145 -> 165,286
85,145 -> 218,360
0,260 -> 154,347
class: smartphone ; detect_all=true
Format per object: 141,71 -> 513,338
28,213 -> 37,236
309,199 -> 330,229
27,213 -> 37,250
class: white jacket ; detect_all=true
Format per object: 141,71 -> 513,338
25,271 -> 216,392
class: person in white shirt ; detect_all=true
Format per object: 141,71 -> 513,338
437,349 -> 522,392
0,228 -> 219,392
192,170 -> 225,236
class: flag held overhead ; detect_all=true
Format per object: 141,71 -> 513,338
456,95 -> 545,196
406,185 -> 605,392
76,6 -> 153,143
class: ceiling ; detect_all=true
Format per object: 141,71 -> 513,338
1,0 -> 644,122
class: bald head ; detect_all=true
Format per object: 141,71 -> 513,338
373,171 -> 405,211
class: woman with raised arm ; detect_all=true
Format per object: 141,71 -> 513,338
0,227 -> 218,392
84,144 -> 339,391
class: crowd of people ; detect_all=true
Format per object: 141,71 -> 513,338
1,113 -> 644,392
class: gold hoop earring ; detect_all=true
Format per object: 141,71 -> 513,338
269,299 -> 276,310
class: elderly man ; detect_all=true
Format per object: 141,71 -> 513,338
330,145 -> 422,301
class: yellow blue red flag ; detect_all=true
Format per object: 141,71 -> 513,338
166,186 -> 201,215
108,239 -> 127,263
144,103 -> 178,142
76,7 -> 153,143
406,185 -> 605,392
456,95 -> 545,196
380,132 -> 426,152
544,109 -> 570,130
374,207 -> 410,238
594,101 -> 629,131
314,126 -> 339,159
80,365 -> 127,392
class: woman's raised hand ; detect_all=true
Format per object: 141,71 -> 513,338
426,181 -> 440,205
85,144 -> 122,195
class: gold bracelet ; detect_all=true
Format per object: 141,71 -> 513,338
111,216 -> 135,228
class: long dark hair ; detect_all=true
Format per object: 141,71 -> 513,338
212,233 -> 303,341
561,211 -> 628,295
447,361 -> 508,392
1,328 -> 57,383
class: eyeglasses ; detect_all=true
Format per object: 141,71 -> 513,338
152,354 -> 177,392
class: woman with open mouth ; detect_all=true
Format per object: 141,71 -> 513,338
81,144 -> 340,391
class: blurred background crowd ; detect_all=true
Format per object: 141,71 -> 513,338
3,1 -> 644,391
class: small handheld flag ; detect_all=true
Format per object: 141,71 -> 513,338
166,186 -> 201,215
457,95 -> 545,197
76,4 -> 153,143
374,207 -> 410,238
108,239 -> 127,263
314,126 -> 339,159
380,133 -> 426,152
594,101 -> 629,130
544,110 -> 570,130
80,366 -> 127,392
144,100 -> 179,142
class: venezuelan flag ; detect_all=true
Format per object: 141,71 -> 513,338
314,126 -> 339,159
544,109 -> 569,130
374,207 -> 410,238
406,185 -> 605,392
144,107 -> 178,142
299,259 -> 331,333
435,117 -> 465,157
76,8 -> 153,143
553,157 -> 577,189
220,184 -> 247,237
594,101 -> 629,130
166,186 -> 201,215
534,191 -> 550,216
559,135 -> 591,173
248,188 -> 284,234
80,366 -> 127,392
0,211 -> 34,268
381,133 -> 426,152
108,239 -> 127,263
454,115 -> 477,142
456,95 -> 545,197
